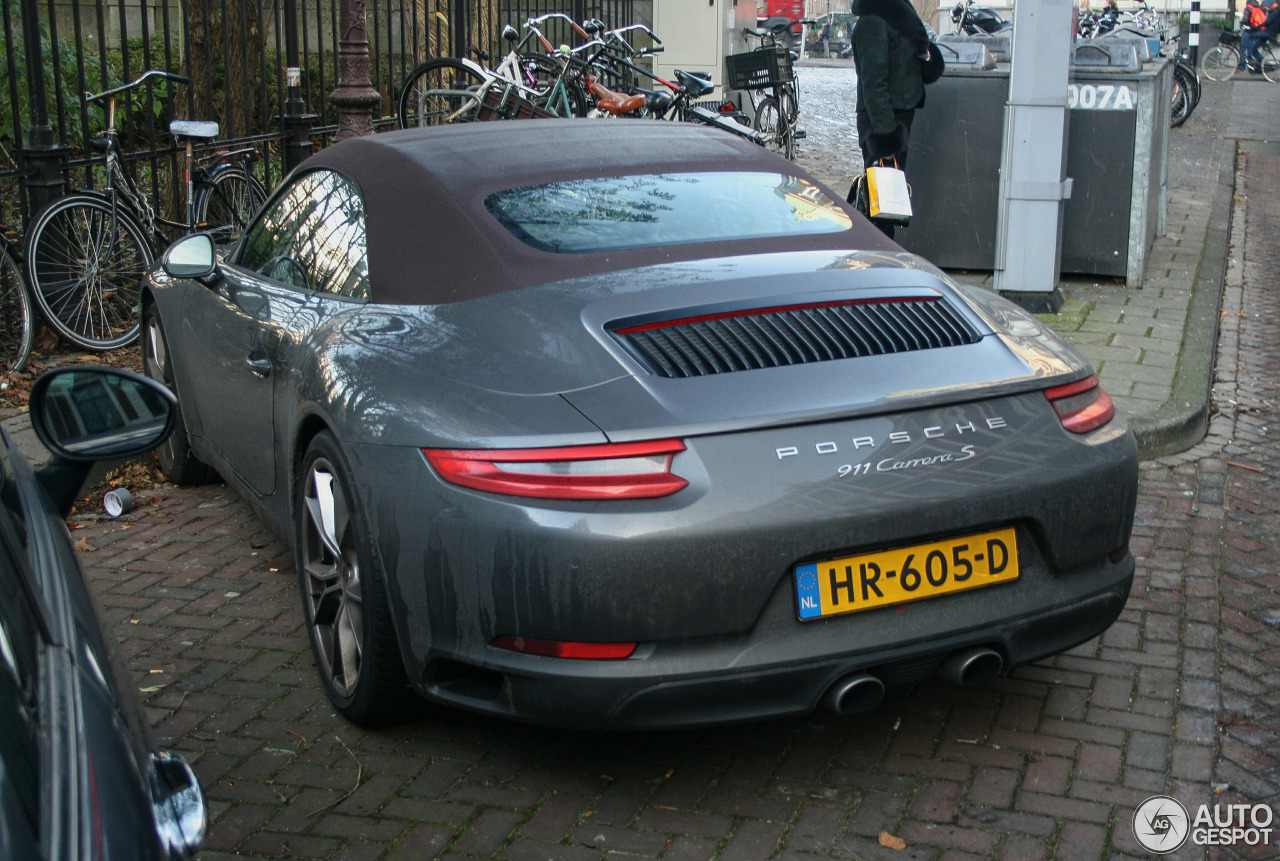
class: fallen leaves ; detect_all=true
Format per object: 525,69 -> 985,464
3,338 -> 143,410
879,832 -> 907,850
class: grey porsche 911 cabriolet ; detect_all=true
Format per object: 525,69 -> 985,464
142,120 -> 1137,730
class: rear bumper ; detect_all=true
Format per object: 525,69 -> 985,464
344,393 -> 1137,729
417,555 -> 1133,730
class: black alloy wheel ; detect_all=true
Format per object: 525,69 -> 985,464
296,431 -> 415,724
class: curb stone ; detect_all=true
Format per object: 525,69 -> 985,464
1127,137 -> 1235,460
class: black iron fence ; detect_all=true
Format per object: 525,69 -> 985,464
0,0 -> 639,236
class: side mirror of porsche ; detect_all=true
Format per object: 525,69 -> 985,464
28,367 -> 178,516
148,752 -> 208,859
162,232 -> 219,283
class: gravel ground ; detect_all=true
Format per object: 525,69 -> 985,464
792,62 -> 863,195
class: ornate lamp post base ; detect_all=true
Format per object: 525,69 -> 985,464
330,0 -> 381,141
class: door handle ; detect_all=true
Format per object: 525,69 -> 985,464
245,353 -> 272,377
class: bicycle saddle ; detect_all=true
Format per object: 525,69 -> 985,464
629,87 -> 674,113
591,80 -> 647,115
675,69 -> 714,98
170,119 -> 220,139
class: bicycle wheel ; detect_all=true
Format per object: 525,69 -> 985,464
195,166 -> 267,245
752,95 -> 795,160
1170,60 -> 1199,126
1261,48 -> 1280,83
1183,57 -> 1202,102
25,194 -> 153,350
0,244 -> 33,372
1170,72 -> 1192,127
397,58 -> 486,128
777,82 -> 799,127
1200,46 -> 1238,81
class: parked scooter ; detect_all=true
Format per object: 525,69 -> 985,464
951,0 -> 1012,35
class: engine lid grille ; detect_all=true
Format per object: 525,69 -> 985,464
611,298 -> 982,379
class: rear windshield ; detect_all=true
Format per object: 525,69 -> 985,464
484,171 -> 852,254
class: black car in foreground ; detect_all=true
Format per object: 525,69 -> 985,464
143,120 -> 1138,730
0,367 -> 205,860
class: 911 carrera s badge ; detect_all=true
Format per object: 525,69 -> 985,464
775,415 -> 1009,477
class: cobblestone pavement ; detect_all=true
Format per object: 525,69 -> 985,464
68,81 -> 1280,861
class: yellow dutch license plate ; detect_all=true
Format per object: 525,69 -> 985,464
795,527 -> 1019,621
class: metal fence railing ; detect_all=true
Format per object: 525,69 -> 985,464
0,0 -> 640,238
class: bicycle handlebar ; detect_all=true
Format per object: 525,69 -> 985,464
605,23 -> 662,45
566,39 -> 608,55
526,11 -> 590,39
85,69 -> 189,103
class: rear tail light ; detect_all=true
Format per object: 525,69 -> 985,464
424,439 -> 687,500
492,636 -> 637,659
1044,375 -> 1115,433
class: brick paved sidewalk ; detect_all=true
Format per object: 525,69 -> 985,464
67,137 -> 1278,861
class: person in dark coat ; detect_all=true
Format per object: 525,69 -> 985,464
850,0 -> 934,171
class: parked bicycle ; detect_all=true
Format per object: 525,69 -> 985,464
24,70 -> 267,350
558,35 -> 765,146
396,16 -> 587,127
729,20 -> 812,160
1200,30 -> 1280,82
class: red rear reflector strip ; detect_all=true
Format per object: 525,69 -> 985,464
492,636 -> 637,659
1044,375 -> 1116,434
424,439 -> 688,500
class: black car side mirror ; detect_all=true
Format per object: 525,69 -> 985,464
29,367 -> 177,516
162,233 -> 219,284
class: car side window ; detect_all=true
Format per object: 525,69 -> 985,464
237,169 -> 370,300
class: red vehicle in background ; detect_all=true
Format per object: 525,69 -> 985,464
757,0 -> 808,49
759,0 -> 805,19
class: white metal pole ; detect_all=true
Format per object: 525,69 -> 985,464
992,0 -> 1075,311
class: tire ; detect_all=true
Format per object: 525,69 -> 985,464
25,194 -> 152,350
1184,58 -> 1202,102
296,432 -> 415,725
141,303 -> 218,485
753,95 -> 795,160
1170,73 -> 1191,127
196,167 -> 267,246
1262,50 -> 1280,83
397,57 -> 486,129
777,83 -> 799,127
1170,61 -> 1198,127
1200,46 -> 1238,81
0,246 -> 33,372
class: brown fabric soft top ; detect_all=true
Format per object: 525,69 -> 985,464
300,120 -> 894,306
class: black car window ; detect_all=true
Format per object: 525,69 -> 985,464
484,171 -> 852,254
237,169 -> 370,299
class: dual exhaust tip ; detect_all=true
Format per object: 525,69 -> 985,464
823,647 -> 1004,715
